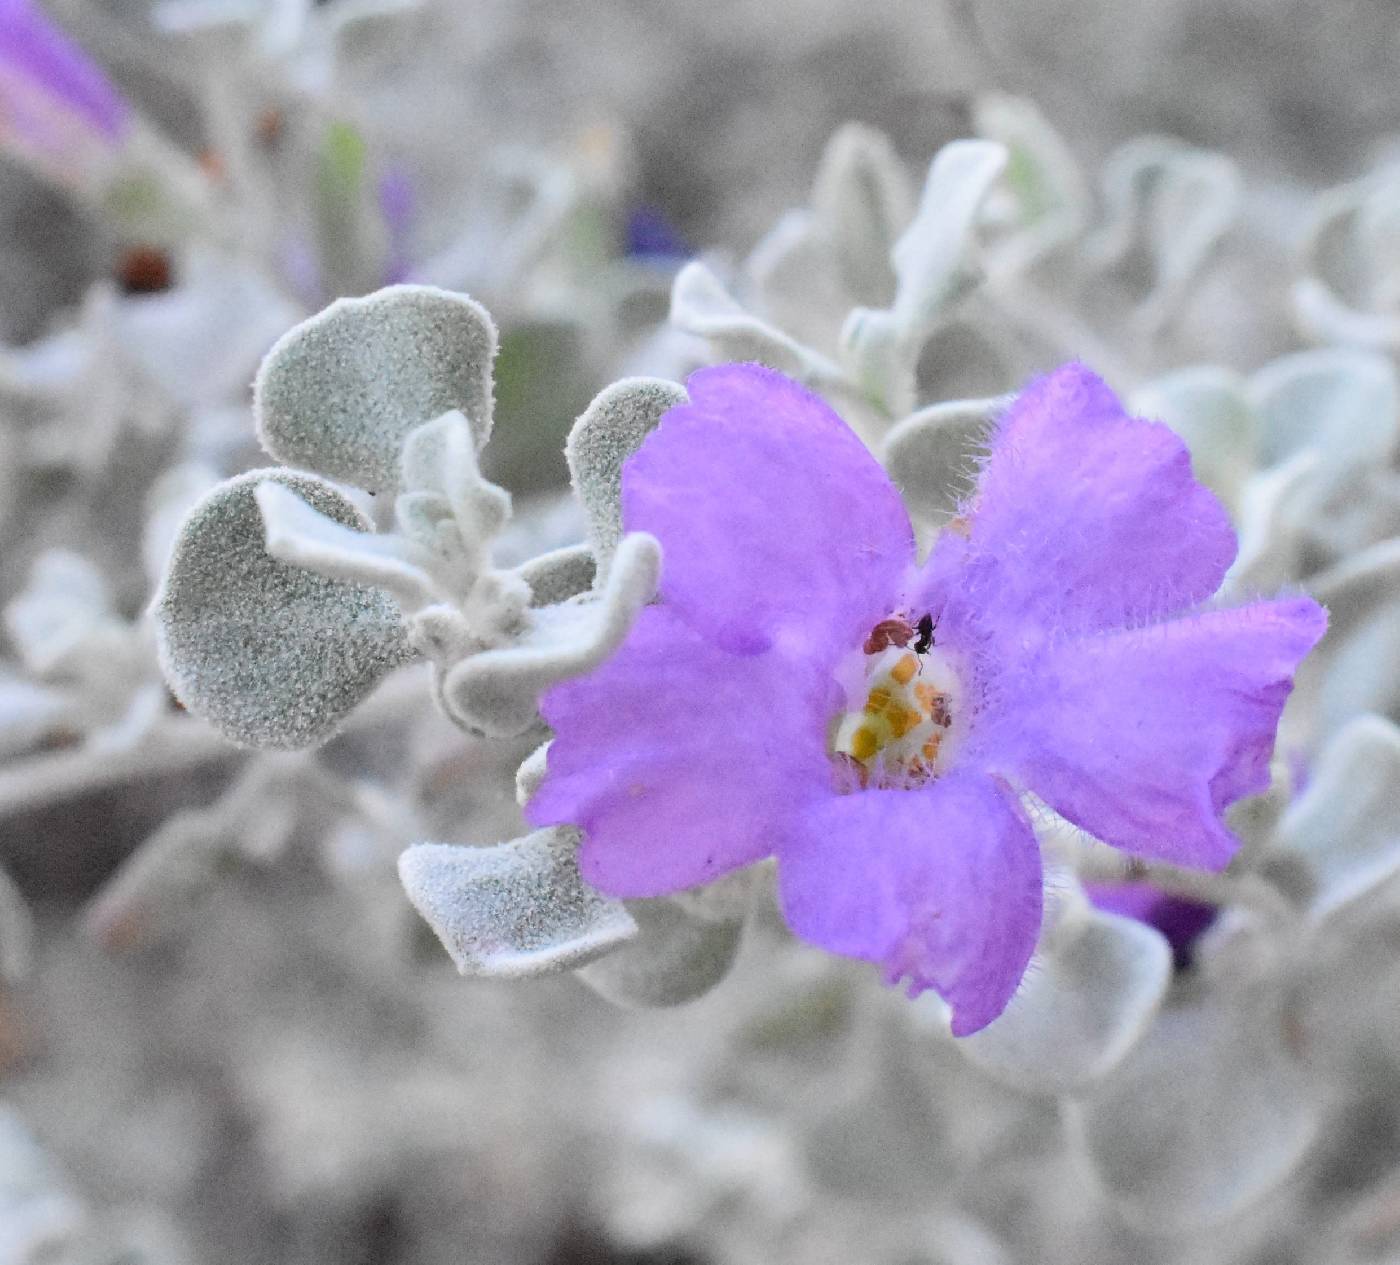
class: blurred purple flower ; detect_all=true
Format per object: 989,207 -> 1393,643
624,204 -> 688,262
377,164 -> 416,285
0,0 -> 130,183
527,363 -> 1326,1034
1086,882 -> 1218,970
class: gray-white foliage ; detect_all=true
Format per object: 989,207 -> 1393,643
576,886 -> 750,1009
398,827 -> 637,978
154,469 -> 410,749
254,285 -> 498,493
565,376 -> 687,579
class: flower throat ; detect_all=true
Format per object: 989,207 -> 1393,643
829,611 -> 962,792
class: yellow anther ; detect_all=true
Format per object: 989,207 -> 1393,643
889,706 -> 920,739
890,654 -> 918,685
850,726 -> 879,761
865,686 -> 893,716
914,681 -> 938,711
921,734 -> 942,761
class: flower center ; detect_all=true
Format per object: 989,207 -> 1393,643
828,613 -> 962,792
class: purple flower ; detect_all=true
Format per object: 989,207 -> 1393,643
527,363 -> 1326,1034
0,0 -> 130,184
624,205 -> 689,262
1086,883 -> 1218,971
377,164 -> 417,286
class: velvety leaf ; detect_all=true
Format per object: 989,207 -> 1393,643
398,827 -> 636,978
154,470 -> 409,749
254,286 -> 498,493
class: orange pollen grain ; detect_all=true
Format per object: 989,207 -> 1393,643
865,687 -> 893,716
890,654 -> 919,685
850,726 -> 879,761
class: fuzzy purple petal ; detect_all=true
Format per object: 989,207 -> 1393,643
529,604 -> 832,898
623,363 -> 914,659
922,364 -> 1237,646
777,771 -> 1043,1036
999,597 -> 1327,871
0,0 -> 129,140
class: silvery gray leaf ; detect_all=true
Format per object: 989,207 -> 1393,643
1090,138 -> 1242,332
5,550 -> 113,678
958,897 -> 1171,1097
1066,987 -> 1320,1228
515,545 -> 596,608
0,676 -> 74,759
254,286 -> 498,493
1276,715 -> 1400,921
1313,602 -> 1400,739
670,260 -> 835,380
154,470 -> 410,749
745,210 -> 850,352
575,893 -> 745,1008
1294,168 -> 1400,349
1130,367 -> 1254,510
887,139 -> 1007,340
809,122 -> 913,309
840,140 -> 1005,413
398,827 -> 636,978
1224,450 -> 1321,594
1303,538 -> 1400,735
881,396 -> 1005,521
83,802 -> 228,952
255,479 -> 440,610
440,531 -> 660,736
973,94 -> 1088,274
514,741 -> 551,806
0,1106 -> 84,1263
399,409 -> 509,536
565,377 -> 686,580
1248,347 -> 1398,481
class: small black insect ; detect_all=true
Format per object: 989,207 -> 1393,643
912,613 -> 937,656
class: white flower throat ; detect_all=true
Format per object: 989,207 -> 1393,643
828,615 -> 964,792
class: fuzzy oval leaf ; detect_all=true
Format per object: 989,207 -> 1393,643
882,396 -> 1005,521
1316,603 -> 1400,739
889,139 -> 1007,336
810,122 -> 913,308
1277,715 -> 1400,921
974,93 -> 1088,273
1249,347 -> 1398,475
566,377 -> 686,579
254,286 -> 498,493
1066,989 -> 1320,1229
575,895 -> 744,1008
958,907 -> 1171,1096
155,471 -> 409,749
398,827 -> 636,978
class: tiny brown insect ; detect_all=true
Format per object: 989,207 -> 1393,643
864,616 -> 915,655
